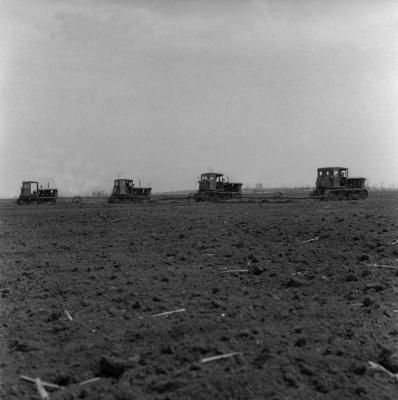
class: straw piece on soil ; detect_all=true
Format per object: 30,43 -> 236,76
300,236 -> 319,244
19,375 -> 61,390
152,308 -> 186,317
201,352 -> 242,364
64,310 -> 73,321
368,361 -> 398,381
78,377 -> 101,385
365,264 -> 398,270
35,378 -> 50,400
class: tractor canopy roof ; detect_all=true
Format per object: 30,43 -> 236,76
114,178 -> 133,183
22,181 -> 38,184
201,172 -> 224,178
317,167 -> 347,171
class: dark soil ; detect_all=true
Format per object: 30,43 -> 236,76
1,192 -> 398,399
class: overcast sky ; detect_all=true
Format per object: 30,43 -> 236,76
1,0 -> 397,196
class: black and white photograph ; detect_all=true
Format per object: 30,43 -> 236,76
0,0 -> 397,399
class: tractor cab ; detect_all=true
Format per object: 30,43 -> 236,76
111,179 -> 134,196
20,181 -> 39,199
316,167 -> 348,190
198,173 -> 225,192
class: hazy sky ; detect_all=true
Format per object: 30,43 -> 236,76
1,0 -> 397,196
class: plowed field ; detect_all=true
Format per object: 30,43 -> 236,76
1,193 -> 398,399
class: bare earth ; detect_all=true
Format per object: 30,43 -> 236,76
1,192 -> 398,399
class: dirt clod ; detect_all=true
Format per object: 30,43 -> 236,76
98,355 -> 139,378
362,297 -> 375,307
286,277 -> 305,288
251,265 -> 266,275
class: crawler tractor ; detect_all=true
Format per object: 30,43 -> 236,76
108,179 -> 151,203
17,181 -> 58,204
191,172 -> 242,201
310,167 -> 368,200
